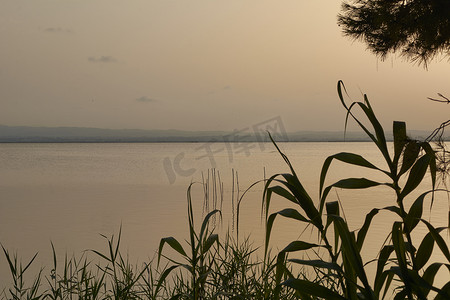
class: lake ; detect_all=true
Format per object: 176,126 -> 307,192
0,142 -> 448,288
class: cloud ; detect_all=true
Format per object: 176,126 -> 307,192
223,85 -> 232,90
88,56 -> 117,63
135,96 -> 157,103
43,27 -> 72,34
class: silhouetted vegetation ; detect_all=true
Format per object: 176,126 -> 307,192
263,81 -> 450,299
1,82 -> 449,299
338,0 -> 450,66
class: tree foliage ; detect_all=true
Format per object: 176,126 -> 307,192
338,0 -> 450,66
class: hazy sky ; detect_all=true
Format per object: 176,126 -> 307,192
1,0 -> 449,132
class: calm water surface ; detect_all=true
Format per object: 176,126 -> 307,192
0,142 -> 448,288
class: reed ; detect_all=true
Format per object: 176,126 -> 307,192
263,81 -> 450,299
1,81 -> 448,299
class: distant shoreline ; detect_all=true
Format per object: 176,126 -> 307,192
2,138 -> 449,143
0,124 -> 446,143
0,140 -> 376,143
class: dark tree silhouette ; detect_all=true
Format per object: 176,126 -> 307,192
338,0 -> 450,67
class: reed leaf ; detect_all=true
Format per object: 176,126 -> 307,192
421,220 -> 450,262
356,208 -> 380,251
283,278 -> 347,300
399,141 -> 421,177
404,191 -> 431,234
391,222 -> 414,298
269,185 -> 297,204
199,209 -> 221,242
337,81 -> 392,170
281,173 -> 321,229
281,241 -> 324,253
158,237 -> 187,265
422,263 -> 449,298
265,209 -> 310,258
374,245 -> 394,297
331,177 -> 383,189
289,259 -> 341,272
320,152 -> 386,198
421,141 -> 437,206
400,154 -> 431,198
326,201 -> 340,252
331,215 -> 373,298
202,234 -> 219,254
435,282 -> 450,300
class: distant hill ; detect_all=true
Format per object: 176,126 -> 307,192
0,125 -> 446,143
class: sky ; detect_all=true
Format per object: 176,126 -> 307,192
1,0 -> 449,132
